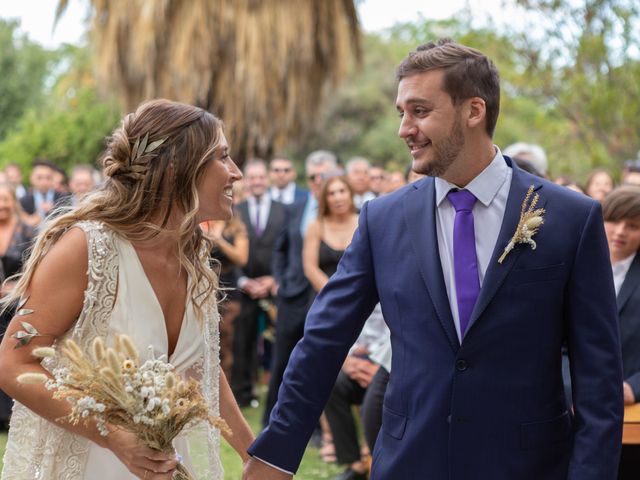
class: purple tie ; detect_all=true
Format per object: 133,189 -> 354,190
447,189 -> 480,338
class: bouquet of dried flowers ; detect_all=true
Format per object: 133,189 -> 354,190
18,334 -> 230,480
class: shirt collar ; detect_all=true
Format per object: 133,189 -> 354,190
271,182 -> 295,196
248,194 -> 270,207
435,147 -> 509,207
613,252 -> 636,273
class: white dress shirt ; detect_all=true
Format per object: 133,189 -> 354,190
612,253 -> 636,296
300,193 -> 317,237
270,182 -> 296,204
238,195 -> 272,289
247,194 -> 271,234
435,148 -> 512,342
353,191 -> 376,210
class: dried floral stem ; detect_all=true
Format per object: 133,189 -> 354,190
18,335 -> 230,479
498,186 -> 546,264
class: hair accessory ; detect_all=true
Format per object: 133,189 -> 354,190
125,133 -> 167,179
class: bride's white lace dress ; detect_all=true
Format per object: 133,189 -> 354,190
1,221 -> 223,479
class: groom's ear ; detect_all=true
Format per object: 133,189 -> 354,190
464,97 -> 487,131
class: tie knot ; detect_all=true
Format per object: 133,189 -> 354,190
447,189 -> 477,212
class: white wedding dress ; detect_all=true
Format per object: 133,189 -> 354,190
1,222 -> 223,480
84,235 -> 204,478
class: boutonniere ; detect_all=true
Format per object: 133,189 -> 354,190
498,185 -> 545,264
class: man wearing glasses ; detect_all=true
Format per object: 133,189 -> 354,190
263,150 -> 339,426
269,156 -> 308,205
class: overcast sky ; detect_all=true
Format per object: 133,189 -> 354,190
0,0 -> 514,48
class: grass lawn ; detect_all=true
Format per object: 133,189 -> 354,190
0,395 -> 344,479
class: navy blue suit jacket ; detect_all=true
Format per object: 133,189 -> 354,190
293,186 -> 308,203
618,254 -> 640,399
250,158 -> 623,479
272,195 -> 312,299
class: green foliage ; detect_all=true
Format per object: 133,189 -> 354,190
0,19 -> 56,141
512,0 -> 640,178
290,4 -> 640,181
0,87 -> 120,172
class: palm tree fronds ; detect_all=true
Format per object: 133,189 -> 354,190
61,0 -> 361,162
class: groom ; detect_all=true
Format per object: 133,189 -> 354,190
244,39 -> 623,479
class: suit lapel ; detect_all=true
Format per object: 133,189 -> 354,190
466,160 -> 545,333
238,202 -> 255,238
617,254 -> 640,313
404,178 -> 459,351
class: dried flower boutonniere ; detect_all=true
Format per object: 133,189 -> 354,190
498,185 -> 545,264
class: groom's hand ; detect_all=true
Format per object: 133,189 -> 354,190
243,457 -> 292,480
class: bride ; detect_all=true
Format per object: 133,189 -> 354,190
0,99 -> 254,479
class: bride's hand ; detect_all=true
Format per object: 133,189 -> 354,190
105,428 -> 178,479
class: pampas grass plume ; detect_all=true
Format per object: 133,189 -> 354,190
106,348 -> 121,374
17,372 -> 49,384
165,372 -> 176,389
118,334 -> 139,364
100,366 -> 120,385
64,339 -> 84,363
92,337 -> 105,361
32,347 -> 56,358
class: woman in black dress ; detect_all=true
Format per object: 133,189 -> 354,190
0,182 -> 34,428
302,176 -> 358,292
201,216 -> 248,379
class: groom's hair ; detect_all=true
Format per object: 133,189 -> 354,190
603,185 -> 640,222
396,38 -> 501,138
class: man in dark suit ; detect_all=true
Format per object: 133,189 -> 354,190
262,150 -> 339,425
232,159 -> 285,407
245,39 -> 623,480
269,156 -> 308,205
20,159 -> 69,225
602,186 -> 640,479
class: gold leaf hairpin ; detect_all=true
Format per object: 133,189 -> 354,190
498,185 -> 546,264
128,133 -> 167,171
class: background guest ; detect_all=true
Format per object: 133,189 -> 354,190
405,164 -> 426,183
585,167 -> 615,202
324,305 -> 389,480
233,159 -> 285,407
263,150 -> 338,425
0,182 -> 34,429
68,164 -> 97,206
269,156 -> 308,205
302,176 -> 358,292
503,142 -> 549,178
602,185 -> 640,479
345,157 -> 375,210
20,158 -> 69,226
201,216 -> 249,380
4,164 -> 26,199
51,165 -> 70,195
622,156 -> 640,187
383,170 -> 406,194
368,165 -> 386,197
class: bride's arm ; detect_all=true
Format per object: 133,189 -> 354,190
0,228 -> 177,478
219,370 -> 255,461
0,228 -> 100,441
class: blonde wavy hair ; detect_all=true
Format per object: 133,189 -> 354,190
3,99 -> 225,317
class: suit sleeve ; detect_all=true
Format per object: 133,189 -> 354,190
566,202 -> 624,479
248,201 -> 380,472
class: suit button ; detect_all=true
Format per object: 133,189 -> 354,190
455,359 -> 468,371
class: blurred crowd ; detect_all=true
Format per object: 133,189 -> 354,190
2,142 -> 640,479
